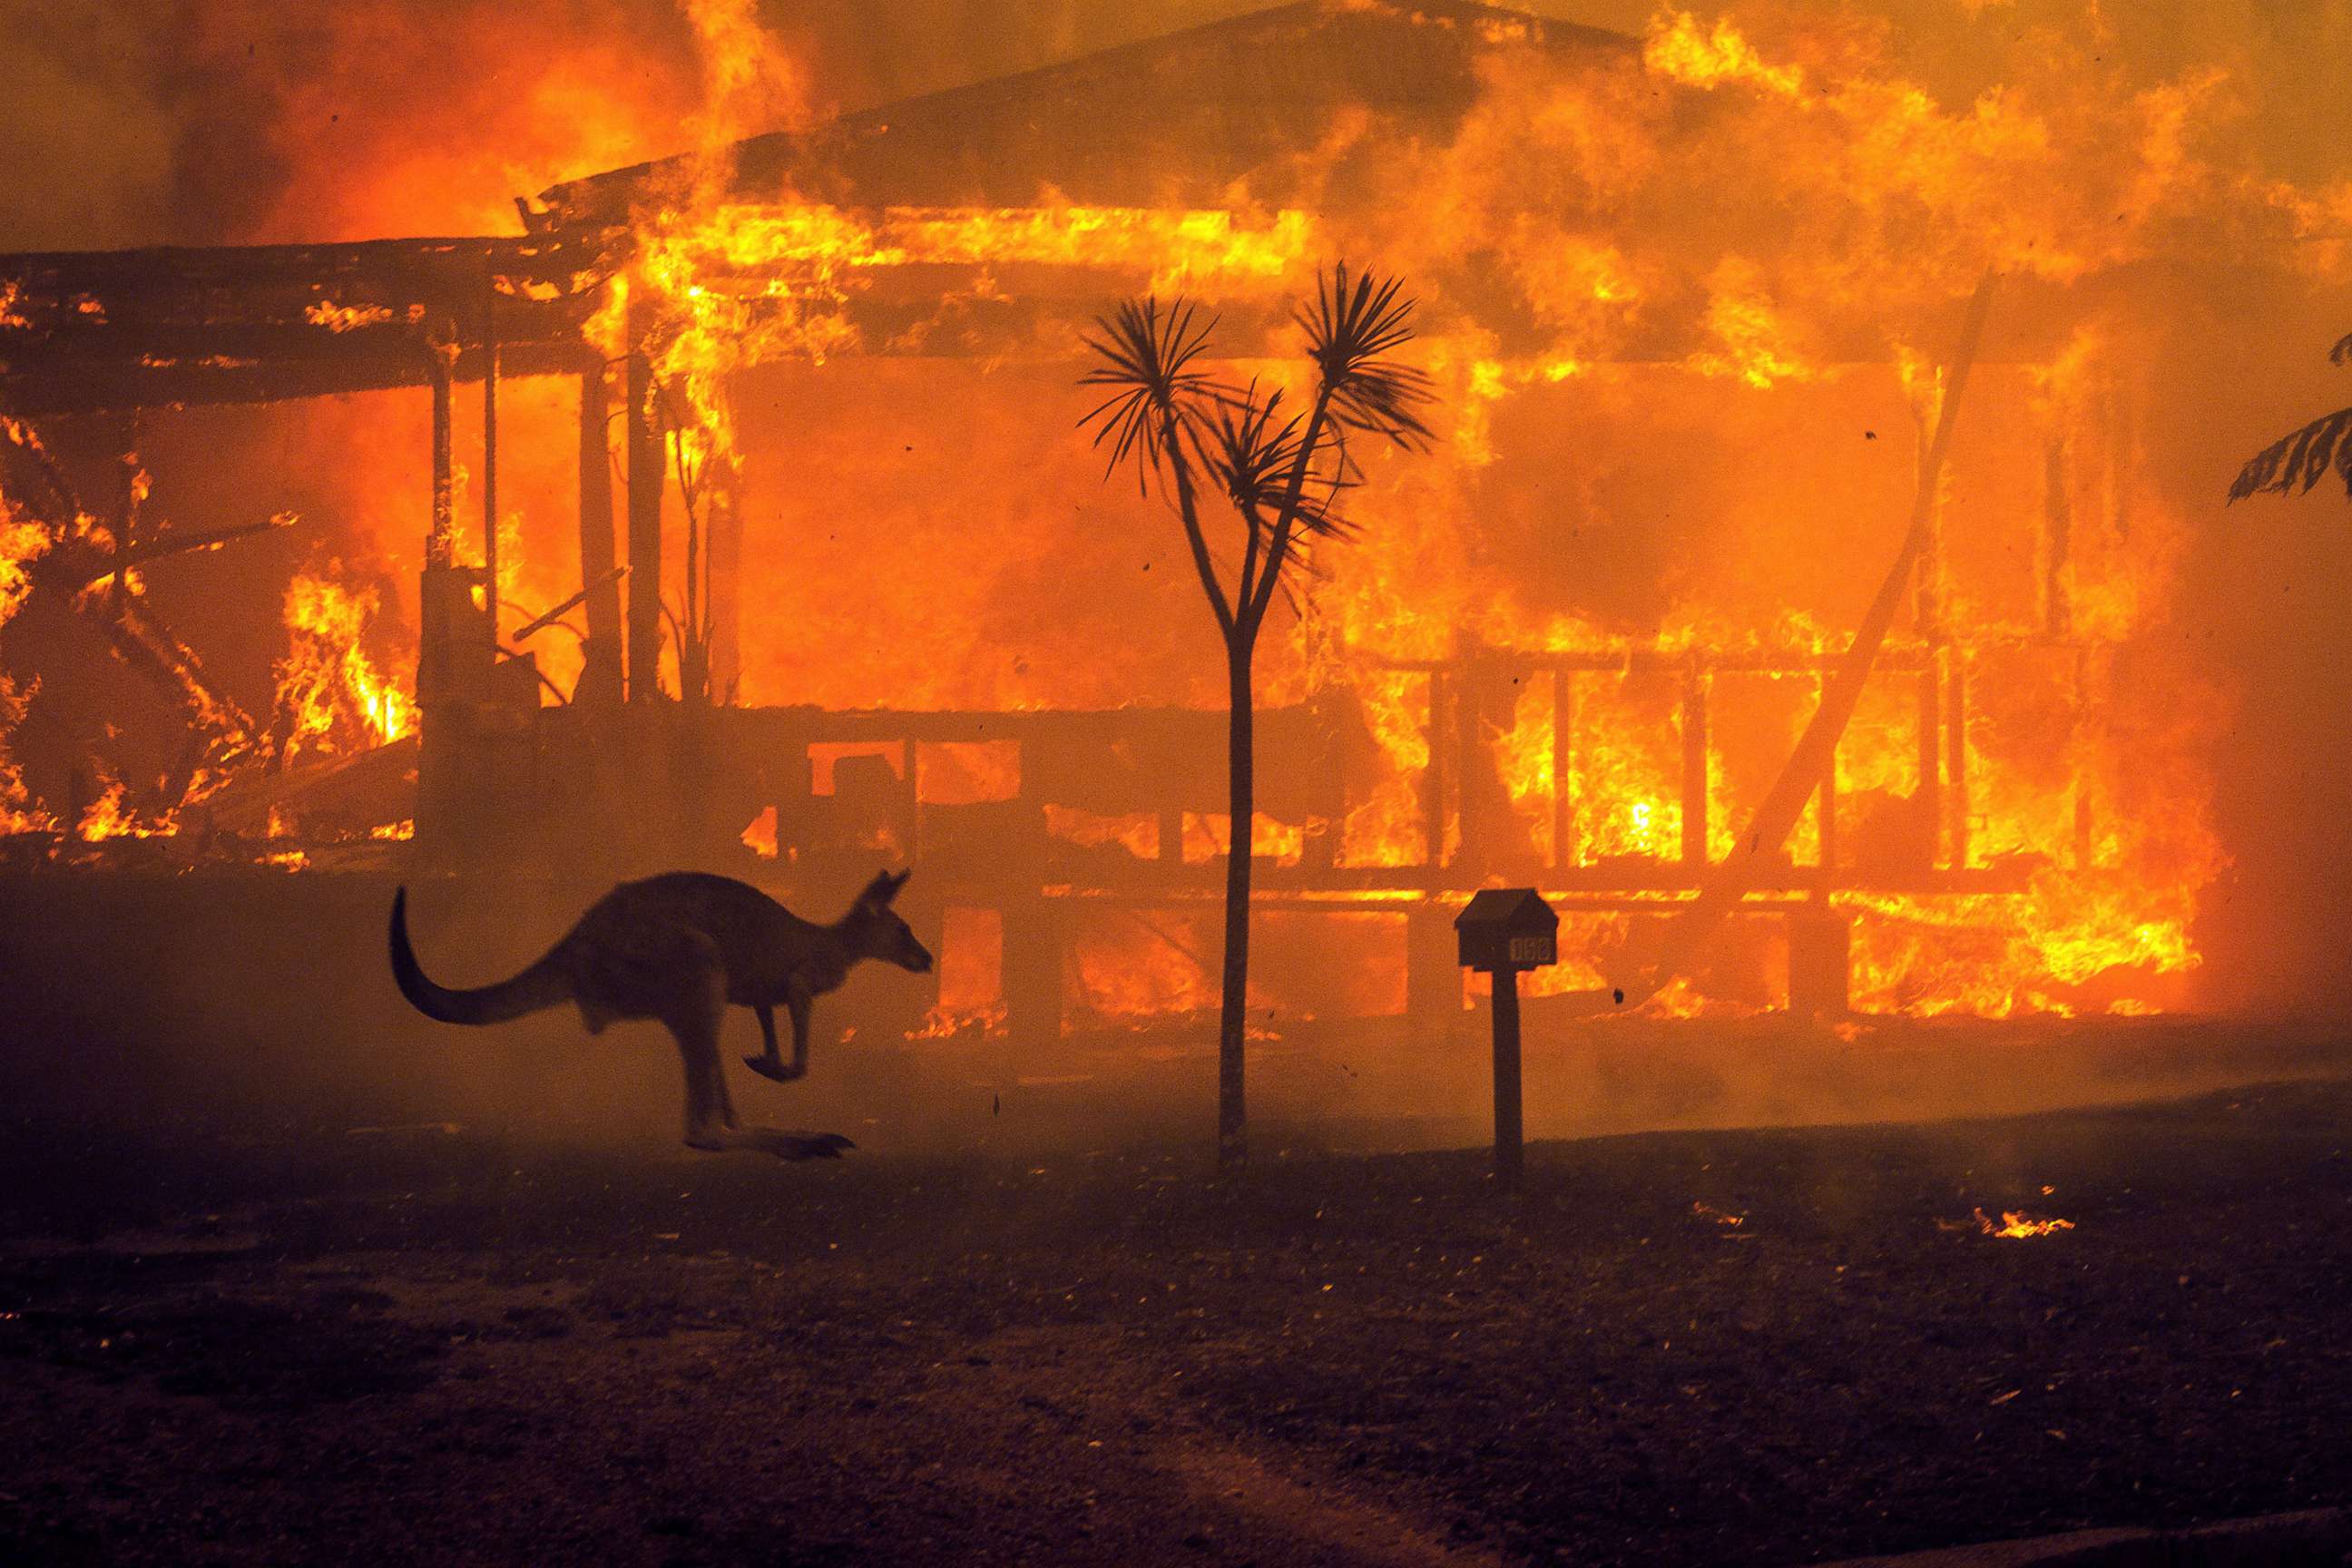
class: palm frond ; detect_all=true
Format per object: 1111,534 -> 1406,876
1203,381 -> 1352,539
1298,261 -> 1436,449
1078,296 -> 1220,494
2229,405 -> 2352,501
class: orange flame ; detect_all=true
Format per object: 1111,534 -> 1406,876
276,565 -> 417,762
1975,1207 -> 2076,1239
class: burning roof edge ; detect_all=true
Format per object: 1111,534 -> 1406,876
524,1 -> 1637,230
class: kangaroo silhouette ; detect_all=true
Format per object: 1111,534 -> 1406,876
390,869 -> 932,1160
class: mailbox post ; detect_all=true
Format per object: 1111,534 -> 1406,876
1454,889 -> 1559,1189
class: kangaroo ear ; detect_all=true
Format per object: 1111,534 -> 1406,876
858,868 -> 908,908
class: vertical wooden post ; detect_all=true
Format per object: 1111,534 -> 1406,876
709,465 -> 742,702
1490,966 -> 1524,1189
418,322 -> 463,856
575,363 -> 623,704
426,327 -> 456,568
1681,657 -> 1709,869
624,319 -> 662,704
481,284 -> 499,641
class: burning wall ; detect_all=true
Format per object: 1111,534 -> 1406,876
6,0 -> 2352,1024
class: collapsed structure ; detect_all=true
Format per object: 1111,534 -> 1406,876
3,0 -> 2298,1038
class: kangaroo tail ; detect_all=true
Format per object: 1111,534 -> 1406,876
390,887 -> 573,1026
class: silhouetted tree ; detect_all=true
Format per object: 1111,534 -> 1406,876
2230,333 -> 2352,504
1081,263 -> 1431,1167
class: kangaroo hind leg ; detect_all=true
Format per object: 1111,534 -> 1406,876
668,973 -> 851,1161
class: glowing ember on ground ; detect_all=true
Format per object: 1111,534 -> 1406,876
1975,1207 -> 2077,1240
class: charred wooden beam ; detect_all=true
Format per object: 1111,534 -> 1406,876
708,467 -> 742,704
512,567 -> 626,642
0,409 -> 83,523
624,327 -> 662,704
1,232 -> 610,415
74,514 -> 299,583
103,595 -> 259,769
0,340 -> 596,417
426,323 -> 457,568
481,280 -> 500,638
2,414 -> 267,807
574,365 -> 624,706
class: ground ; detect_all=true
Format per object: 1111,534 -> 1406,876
3,1075 -> 2350,1566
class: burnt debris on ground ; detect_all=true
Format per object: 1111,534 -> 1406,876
1,1076 -> 2348,1566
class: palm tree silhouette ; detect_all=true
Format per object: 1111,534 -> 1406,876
2230,333 -> 2352,504
1080,263 -> 1431,1167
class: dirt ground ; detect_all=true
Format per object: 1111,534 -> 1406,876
3,1072 -> 2350,1567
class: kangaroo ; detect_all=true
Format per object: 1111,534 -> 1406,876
388,869 -> 934,1160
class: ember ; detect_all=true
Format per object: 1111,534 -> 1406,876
1975,1206 -> 2079,1240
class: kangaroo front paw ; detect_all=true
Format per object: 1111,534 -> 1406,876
742,1054 -> 798,1083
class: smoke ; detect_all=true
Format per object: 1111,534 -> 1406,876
0,0 -> 1281,253
0,0 -> 705,250
7,2 -> 2347,251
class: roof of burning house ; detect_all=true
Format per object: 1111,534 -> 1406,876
0,3 -> 1625,416
0,232 -> 610,416
527,2 -> 1635,227
0,0 -> 2283,415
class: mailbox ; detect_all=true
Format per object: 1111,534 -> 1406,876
1454,888 -> 1559,972
1453,888 -> 1557,1190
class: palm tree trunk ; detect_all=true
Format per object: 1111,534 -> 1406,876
1218,633 -> 1253,1168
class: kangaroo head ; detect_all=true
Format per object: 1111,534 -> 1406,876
847,868 -> 933,973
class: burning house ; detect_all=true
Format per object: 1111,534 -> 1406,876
0,0 -> 2335,1048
